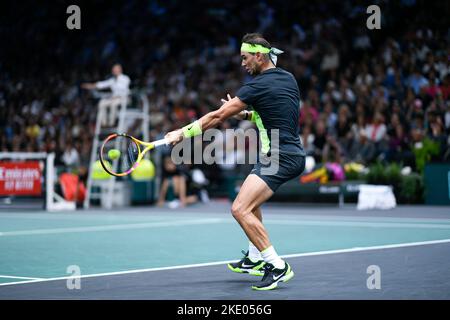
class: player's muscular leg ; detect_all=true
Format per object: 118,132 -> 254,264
231,174 -> 273,251
250,206 -> 263,250
253,206 -> 262,222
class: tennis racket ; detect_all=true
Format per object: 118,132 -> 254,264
99,133 -> 168,177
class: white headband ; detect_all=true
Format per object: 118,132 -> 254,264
269,47 -> 284,66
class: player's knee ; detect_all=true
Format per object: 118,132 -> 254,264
231,202 -> 245,220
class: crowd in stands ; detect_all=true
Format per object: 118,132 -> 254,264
1,1 -> 449,189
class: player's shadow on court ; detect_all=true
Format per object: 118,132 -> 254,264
194,277 -> 292,292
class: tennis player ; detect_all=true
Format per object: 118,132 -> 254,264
165,33 -> 305,290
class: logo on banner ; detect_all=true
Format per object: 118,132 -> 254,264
0,161 -> 42,196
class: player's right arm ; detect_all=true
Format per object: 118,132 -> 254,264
165,96 -> 247,146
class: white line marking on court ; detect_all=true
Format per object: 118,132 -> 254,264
264,219 -> 450,229
3,217 -> 448,237
0,218 -> 223,236
279,238 -> 450,259
1,238 -> 450,287
0,275 -> 44,280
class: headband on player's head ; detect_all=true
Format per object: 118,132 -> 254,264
240,42 -> 284,66
241,43 -> 270,53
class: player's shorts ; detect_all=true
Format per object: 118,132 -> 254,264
250,152 -> 305,192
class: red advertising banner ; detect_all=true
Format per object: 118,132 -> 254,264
0,161 -> 42,196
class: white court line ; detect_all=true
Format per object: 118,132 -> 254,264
0,275 -> 44,280
0,218 -> 223,236
265,219 -> 450,229
1,238 -> 449,287
2,217 -> 450,237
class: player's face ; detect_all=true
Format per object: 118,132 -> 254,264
241,52 -> 260,75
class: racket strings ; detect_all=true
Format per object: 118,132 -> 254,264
102,135 -> 140,175
123,140 -> 138,170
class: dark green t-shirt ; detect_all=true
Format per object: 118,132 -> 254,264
236,67 -> 305,156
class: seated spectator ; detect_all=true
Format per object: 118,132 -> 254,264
312,120 -> 328,163
445,102 -> 450,133
25,119 -> 41,141
407,67 -> 429,95
338,78 -> 356,105
355,64 -> 374,87
320,44 -> 340,73
300,125 -> 315,156
321,81 -> 341,104
322,135 -> 343,164
299,100 -> 319,126
334,105 -> 353,154
366,112 -> 389,156
365,112 -> 387,143
157,156 -> 198,208
427,111 -> 448,159
322,101 -> 337,132
440,74 -> 450,101
385,124 -> 414,166
350,114 -> 367,141
349,130 -> 376,165
424,71 -> 441,98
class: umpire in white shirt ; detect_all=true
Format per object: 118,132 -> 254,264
82,64 -> 131,126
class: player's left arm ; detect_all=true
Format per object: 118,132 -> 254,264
200,96 -> 247,130
165,97 -> 247,145
221,94 -> 254,121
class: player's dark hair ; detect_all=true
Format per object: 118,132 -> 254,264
242,33 -> 271,49
242,33 -> 271,61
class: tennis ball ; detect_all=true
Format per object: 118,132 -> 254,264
108,149 -> 121,160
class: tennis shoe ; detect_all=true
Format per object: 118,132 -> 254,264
227,250 -> 266,276
251,261 -> 294,290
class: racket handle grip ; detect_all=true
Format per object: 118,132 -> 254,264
153,138 -> 169,147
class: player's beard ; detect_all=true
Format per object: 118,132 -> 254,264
248,64 -> 260,75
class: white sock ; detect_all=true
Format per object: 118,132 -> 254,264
248,242 -> 262,262
261,246 -> 285,269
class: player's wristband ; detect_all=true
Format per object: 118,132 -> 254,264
182,120 -> 202,138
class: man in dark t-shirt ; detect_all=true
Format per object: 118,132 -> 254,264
165,33 -> 305,290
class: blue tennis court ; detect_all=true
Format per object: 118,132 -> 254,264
1,203 -> 450,299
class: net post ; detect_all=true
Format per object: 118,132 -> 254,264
46,152 -> 53,210
45,152 -> 76,212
